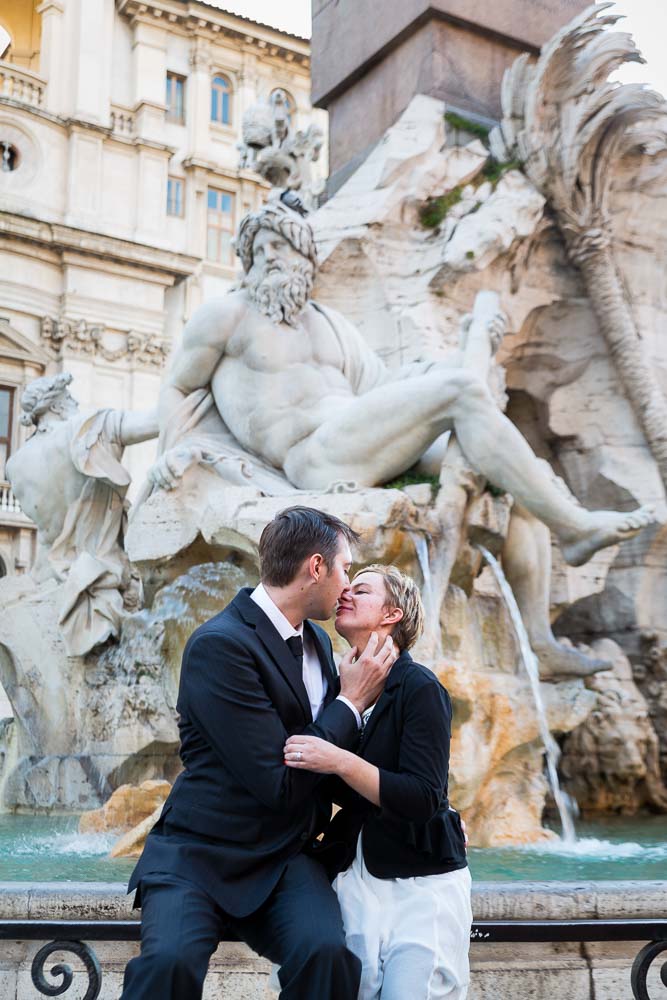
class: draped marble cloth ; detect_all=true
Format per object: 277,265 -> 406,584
48,409 -> 133,657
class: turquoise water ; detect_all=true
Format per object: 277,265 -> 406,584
469,815 -> 667,882
0,813 -> 665,883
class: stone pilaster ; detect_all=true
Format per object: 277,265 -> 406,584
35,0 -> 65,114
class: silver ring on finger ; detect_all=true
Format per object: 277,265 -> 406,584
295,751 -> 303,761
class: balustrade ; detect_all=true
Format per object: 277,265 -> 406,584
0,486 -> 23,516
110,105 -> 135,137
0,60 -> 45,110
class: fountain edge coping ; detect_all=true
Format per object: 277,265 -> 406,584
0,881 -> 664,921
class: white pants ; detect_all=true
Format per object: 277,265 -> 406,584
333,837 -> 472,1000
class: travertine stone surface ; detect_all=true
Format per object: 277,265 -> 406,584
560,639 -> 667,815
0,881 -> 661,1000
80,780 -> 172,835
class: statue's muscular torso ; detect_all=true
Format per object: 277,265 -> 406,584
169,290 -> 360,468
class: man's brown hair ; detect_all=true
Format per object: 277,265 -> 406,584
259,506 -> 359,587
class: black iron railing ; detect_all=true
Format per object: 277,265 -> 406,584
1,917 -> 665,999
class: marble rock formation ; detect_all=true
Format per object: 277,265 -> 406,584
110,801 -> 166,859
79,779 -> 171,834
560,639 -> 667,816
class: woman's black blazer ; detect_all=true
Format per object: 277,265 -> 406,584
320,649 -> 468,880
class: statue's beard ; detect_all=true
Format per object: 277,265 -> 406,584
245,259 -> 314,327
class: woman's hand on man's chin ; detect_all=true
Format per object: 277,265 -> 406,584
283,734 -> 348,774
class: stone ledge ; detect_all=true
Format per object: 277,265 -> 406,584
2,879 -> 664,920
0,881 -> 663,1000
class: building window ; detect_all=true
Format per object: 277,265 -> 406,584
206,188 -> 235,264
211,74 -> 232,125
0,386 -> 14,482
271,88 -> 295,126
166,72 -> 186,124
1,141 -> 19,173
167,177 -> 184,217
0,555 -> 6,578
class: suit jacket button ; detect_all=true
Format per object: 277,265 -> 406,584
300,832 -> 309,841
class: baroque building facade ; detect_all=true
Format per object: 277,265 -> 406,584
0,0 -> 325,578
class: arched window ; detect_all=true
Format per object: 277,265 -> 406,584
211,74 -> 232,125
271,88 -> 295,127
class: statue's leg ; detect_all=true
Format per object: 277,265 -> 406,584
502,505 -> 610,678
284,366 -> 655,565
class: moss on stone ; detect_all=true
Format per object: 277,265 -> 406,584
383,471 -> 440,494
481,156 -> 521,187
444,111 -> 491,144
419,186 -> 464,228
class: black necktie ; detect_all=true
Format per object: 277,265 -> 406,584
286,635 -> 304,662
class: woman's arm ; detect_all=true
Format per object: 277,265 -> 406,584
284,737 -> 380,807
284,674 -> 452,820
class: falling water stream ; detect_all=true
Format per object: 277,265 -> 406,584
477,546 -> 577,843
410,530 -> 445,658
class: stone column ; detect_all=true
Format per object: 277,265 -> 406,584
67,0 -> 113,126
130,16 -> 167,143
187,34 -> 212,161
36,0 -> 66,114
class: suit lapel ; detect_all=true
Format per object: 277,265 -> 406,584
233,589 -> 312,723
305,621 -> 337,702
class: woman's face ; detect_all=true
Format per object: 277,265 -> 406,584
335,571 -> 399,641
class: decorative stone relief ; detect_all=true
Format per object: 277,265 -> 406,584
41,317 -> 169,368
238,88 -> 324,209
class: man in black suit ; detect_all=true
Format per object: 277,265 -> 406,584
121,505 -> 397,1000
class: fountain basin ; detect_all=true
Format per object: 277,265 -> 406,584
1,813 -> 666,883
0,880 -> 664,999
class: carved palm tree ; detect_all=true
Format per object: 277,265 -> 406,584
490,3 -> 667,491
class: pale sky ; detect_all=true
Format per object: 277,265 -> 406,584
214,0 -> 667,98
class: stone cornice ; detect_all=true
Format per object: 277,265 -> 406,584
0,212 -> 200,280
115,0 -> 310,70
0,99 -> 175,155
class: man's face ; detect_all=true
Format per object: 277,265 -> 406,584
251,229 -> 303,281
310,537 -> 353,620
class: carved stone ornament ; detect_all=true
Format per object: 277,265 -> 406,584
237,88 -> 324,210
41,317 -> 168,368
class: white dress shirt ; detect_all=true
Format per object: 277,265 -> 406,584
250,583 -> 360,726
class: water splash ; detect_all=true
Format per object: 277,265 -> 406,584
477,545 -> 577,844
12,829 -> 117,857
520,837 -> 657,859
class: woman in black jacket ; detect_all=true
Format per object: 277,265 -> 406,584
284,564 -> 470,999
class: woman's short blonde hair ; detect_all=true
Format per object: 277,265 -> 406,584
354,564 -> 425,651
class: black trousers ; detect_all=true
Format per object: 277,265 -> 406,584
121,853 -> 361,1000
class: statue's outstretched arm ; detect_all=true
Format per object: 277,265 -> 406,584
119,407 -> 159,446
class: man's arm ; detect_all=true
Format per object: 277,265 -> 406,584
185,632 -> 359,813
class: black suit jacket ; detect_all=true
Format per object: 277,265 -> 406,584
319,650 -> 468,880
128,587 -> 359,918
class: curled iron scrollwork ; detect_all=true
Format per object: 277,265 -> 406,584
631,940 -> 667,1000
31,940 -> 102,1000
